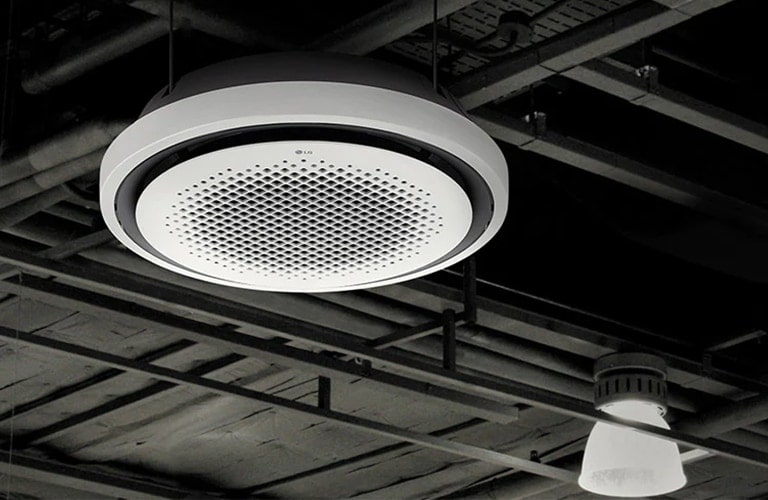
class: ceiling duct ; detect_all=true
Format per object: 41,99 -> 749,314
100,53 -> 508,292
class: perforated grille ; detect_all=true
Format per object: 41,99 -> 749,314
595,373 -> 667,413
163,161 -> 446,281
134,141 -> 475,290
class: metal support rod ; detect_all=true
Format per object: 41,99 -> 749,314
167,0 -> 175,93
0,327 -> 577,483
443,309 -> 457,371
318,376 -> 331,411
431,0 -> 438,91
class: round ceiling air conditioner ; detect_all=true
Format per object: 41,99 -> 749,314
100,53 -> 508,292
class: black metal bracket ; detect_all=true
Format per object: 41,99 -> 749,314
636,64 -> 659,94
442,308 -> 457,371
701,352 -> 713,378
364,257 -> 477,372
524,110 -> 548,137
366,319 -> 445,349
463,256 -> 477,325
318,376 -> 331,410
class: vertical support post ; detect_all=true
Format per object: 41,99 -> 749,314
701,352 -> 713,379
442,308 -> 456,371
463,256 -> 477,325
318,376 -> 331,411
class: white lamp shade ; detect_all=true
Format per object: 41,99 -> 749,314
579,401 -> 687,497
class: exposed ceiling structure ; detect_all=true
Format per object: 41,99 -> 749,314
0,0 -> 767,498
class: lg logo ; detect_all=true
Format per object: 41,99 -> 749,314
294,149 -> 313,155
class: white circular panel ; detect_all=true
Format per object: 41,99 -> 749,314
136,141 -> 472,291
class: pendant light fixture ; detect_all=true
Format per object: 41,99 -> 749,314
579,353 -> 687,497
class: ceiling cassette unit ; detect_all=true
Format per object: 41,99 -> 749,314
100,53 -> 508,292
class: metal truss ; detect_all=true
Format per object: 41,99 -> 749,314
0,241 -> 767,472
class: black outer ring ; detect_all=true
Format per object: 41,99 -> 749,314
115,124 -> 495,286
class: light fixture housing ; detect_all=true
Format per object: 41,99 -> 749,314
100,53 -> 508,292
579,353 -> 687,497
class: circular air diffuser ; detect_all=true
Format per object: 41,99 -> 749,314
100,53 -> 508,292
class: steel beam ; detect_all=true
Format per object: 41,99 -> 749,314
0,448 -> 196,499
0,268 -> 520,424
0,254 -> 765,467
676,394 -> 768,439
0,186 -> 72,231
444,1 -> 759,229
471,107 -> 768,231
307,0 -> 477,54
35,229 -> 114,260
652,0 -> 734,16
366,318 -> 447,349
707,329 -> 767,352
563,59 -> 768,154
404,276 -> 768,395
450,1 -> 735,109
0,327 -> 577,483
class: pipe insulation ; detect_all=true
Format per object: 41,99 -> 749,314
128,0 -> 294,50
24,0 -> 474,95
21,18 -> 167,95
0,121 -> 127,188
0,149 -> 106,210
